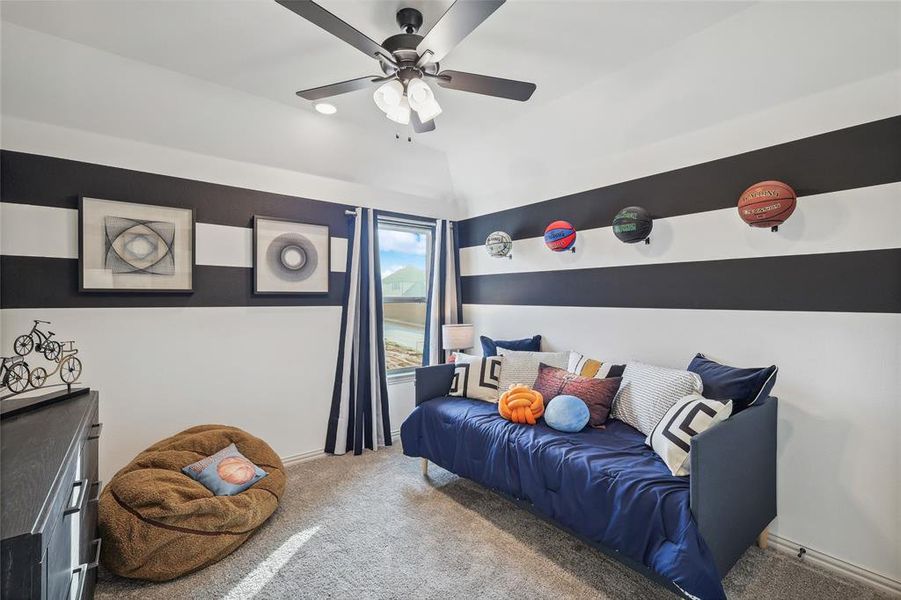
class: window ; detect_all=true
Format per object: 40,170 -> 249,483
377,218 -> 433,373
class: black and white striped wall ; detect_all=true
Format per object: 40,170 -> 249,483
0,150 -> 422,483
457,116 -> 901,590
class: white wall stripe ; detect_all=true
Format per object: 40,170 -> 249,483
459,183 -> 901,277
0,203 -> 348,272
330,236 -> 347,273
0,203 -> 78,259
195,222 -> 251,268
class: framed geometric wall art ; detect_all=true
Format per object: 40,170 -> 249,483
79,197 -> 194,292
253,216 -> 330,294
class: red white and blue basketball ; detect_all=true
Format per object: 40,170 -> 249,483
544,220 -> 576,251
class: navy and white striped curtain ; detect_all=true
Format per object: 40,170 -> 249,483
424,219 -> 463,365
325,207 -> 391,455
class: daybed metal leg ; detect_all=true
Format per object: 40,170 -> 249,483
757,528 -> 769,549
421,458 -> 429,477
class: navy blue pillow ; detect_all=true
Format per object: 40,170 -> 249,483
688,353 -> 777,412
480,335 -> 541,357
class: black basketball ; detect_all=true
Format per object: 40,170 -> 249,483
613,206 -> 653,243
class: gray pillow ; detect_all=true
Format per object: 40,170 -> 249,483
611,362 -> 703,435
496,349 -> 570,393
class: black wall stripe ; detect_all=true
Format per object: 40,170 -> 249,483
457,116 -> 901,248
1,256 -> 345,309
0,150 -> 354,230
461,249 -> 901,313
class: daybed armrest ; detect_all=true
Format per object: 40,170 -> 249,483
414,364 -> 455,406
690,396 -> 778,577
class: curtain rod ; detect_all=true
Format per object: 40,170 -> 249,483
344,209 -> 452,226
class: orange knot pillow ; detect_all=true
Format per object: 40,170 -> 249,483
498,384 -> 545,425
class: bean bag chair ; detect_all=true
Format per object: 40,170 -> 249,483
98,424 -> 285,581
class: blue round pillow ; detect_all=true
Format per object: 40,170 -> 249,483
544,395 -> 589,432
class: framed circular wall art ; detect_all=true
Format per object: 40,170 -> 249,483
253,216 -> 330,294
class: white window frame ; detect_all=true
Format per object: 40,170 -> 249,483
377,217 -> 434,376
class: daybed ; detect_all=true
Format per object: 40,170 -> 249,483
400,364 -> 777,600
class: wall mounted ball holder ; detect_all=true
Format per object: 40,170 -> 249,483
613,206 -> 653,245
544,221 -> 577,253
738,180 -> 797,232
485,231 -> 513,259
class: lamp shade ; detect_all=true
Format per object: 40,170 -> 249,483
442,324 -> 474,351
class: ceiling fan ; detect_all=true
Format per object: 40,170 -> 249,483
275,0 -> 537,133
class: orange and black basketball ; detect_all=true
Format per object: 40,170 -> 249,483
737,180 -> 796,228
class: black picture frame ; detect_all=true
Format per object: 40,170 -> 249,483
78,196 -> 196,293
252,215 -> 331,295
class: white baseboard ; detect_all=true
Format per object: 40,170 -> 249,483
280,429 -> 402,467
769,533 -> 901,596
280,448 -> 327,467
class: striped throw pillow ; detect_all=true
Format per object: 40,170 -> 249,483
611,362 -> 703,436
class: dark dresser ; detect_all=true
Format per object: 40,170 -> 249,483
1,391 -> 101,600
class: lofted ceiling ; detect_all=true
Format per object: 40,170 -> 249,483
3,1 -> 894,217
0,1 -> 750,156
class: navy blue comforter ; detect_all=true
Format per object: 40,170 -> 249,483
400,397 -> 724,600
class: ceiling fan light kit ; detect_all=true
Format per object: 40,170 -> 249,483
406,79 -> 442,123
277,0 -> 536,134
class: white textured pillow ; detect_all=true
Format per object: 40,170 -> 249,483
449,354 -> 503,403
611,362 -> 703,435
496,349 -> 570,393
647,394 -> 732,476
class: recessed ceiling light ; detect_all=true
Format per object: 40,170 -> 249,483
314,103 -> 337,115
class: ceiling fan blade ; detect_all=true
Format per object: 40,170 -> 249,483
276,0 -> 386,60
435,70 -> 536,101
416,0 -> 505,63
296,76 -> 386,101
411,111 -> 436,133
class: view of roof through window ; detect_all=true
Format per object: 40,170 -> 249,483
378,223 -> 431,372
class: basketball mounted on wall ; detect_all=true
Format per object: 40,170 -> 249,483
544,220 -> 577,252
485,231 -> 513,259
613,206 -> 653,244
738,180 -> 797,231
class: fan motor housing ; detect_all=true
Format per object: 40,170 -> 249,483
379,33 -> 438,76
396,7 -> 423,34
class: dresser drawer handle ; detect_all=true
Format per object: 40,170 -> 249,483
69,565 -> 86,600
87,422 -> 103,440
88,537 -> 102,570
89,480 -> 103,503
64,478 -> 89,516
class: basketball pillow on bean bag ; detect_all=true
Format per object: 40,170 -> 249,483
98,425 -> 285,581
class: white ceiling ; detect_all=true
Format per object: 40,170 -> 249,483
1,1 -> 896,217
0,0 -> 750,155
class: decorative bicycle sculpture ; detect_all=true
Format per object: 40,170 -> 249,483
2,320 -> 83,396
0,356 -> 31,394
15,320 -> 61,361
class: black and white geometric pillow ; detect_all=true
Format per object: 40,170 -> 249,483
449,355 -> 503,403
647,394 -> 732,476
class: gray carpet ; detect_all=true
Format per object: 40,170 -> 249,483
98,445 -> 888,599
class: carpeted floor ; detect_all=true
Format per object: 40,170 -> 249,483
97,445 -> 888,600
